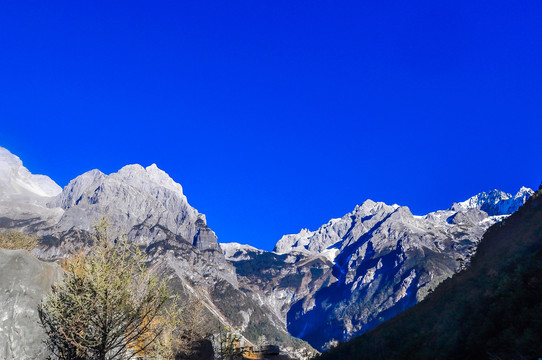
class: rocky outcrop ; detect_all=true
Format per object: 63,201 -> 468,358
0,249 -> 62,360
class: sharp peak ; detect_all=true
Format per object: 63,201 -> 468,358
464,188 -> 510,199
116,163 -> 168,175
113,162 -> 184,194
85,168 -> 105,176
354,199 -> 400,211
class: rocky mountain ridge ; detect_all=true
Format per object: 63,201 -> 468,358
317,186 -> 542,360
223,187 -> 533,350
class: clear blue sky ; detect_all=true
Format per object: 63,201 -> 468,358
1,1 -> 540,250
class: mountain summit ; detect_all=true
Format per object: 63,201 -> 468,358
48,162 -> 218,251
318,186 -> 542,360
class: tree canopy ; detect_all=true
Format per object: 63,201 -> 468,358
39,218 -> 173,360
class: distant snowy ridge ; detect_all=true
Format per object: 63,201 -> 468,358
273,199 -> 402,254
275,188 -> 533,255
452,187 -> 534,216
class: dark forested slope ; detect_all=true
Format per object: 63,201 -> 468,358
317,186 -> 542,360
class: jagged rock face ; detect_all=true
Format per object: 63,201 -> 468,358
33,162 -> 236,285
222,245 -> 336,335
234,188 -> 533,350
47,164 -> 219,251
0,249 -> 63,360
145,235 -> 290,339
0,146 -> 532,355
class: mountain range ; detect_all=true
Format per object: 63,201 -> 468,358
221,188 -> 532,350
0,147 -> 309,359
316,185 -> 542,359
0,146 -> 533,357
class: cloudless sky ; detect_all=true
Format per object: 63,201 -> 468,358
0,1 -> 541,250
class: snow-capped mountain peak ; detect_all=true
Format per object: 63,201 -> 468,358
274,199 -> 403,255
453,187 -> 534,216
0,147 -> 61,198
514,186 -> 534,200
